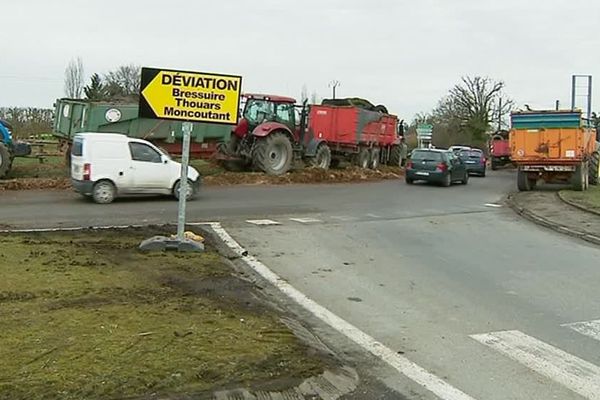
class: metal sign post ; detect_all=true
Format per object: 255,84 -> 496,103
176,121 -> 192,241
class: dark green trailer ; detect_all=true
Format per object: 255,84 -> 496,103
53,98 -> 232,158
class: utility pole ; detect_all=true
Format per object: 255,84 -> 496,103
498,98 -> 502,131
329,80 -> 340,99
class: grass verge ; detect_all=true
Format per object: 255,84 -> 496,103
560,186 -> 600,214
0,227 -> 327,400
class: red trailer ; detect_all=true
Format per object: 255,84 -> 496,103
219,94 -> 406,175
306,105 -> 401,169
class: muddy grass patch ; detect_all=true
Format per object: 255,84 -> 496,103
0,227 -> 329,400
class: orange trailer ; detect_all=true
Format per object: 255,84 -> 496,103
510,110 -> 599,191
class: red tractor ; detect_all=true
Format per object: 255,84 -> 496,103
489,129 -> 512,170
218,93 -> 405,175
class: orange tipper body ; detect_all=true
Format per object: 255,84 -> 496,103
510,110 -> 596,165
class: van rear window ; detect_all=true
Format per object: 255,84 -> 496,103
71,139 -> 83,156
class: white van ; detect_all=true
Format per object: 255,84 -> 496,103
71,133 -> 200,204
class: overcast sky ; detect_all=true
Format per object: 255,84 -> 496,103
1,0 -> 598,120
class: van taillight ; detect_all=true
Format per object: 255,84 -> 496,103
83,163 -> 91,181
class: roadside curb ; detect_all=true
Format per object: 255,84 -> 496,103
557,190 -> 600,217
506,194 -> 600,246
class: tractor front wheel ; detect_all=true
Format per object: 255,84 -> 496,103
252,132 -> 293,176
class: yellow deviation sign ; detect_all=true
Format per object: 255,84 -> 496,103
139,67 -> 242,125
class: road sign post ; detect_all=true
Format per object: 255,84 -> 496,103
138,67 -> 242,252
416,124 -> 433,148
176,121 -> 192,242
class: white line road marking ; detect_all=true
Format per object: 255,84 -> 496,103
290,217 -> 323,224
208,222 -> 477,400
330,216 -> 356,222
366,213 -> 382,218
471,330 -> 600,400
484,203 -> 503,208
563,320 -> 600,342
246,219 -> 281,226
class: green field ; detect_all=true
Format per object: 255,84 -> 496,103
0,228 -> 325,400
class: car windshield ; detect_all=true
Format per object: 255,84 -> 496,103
411,151 -> 443,161
459,150 -> 482,158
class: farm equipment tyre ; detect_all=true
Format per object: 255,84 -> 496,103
0,143 -> 12,179
369,148 -> 380,169
491,158 -> 498,171
588,152 -> 600,185
252,132 -> 293,176
308,143 -> 332,169
517,168 -> 531,191
389,145 -> 403,167
374,105 -> 389,114
356,148 -> 370,169
571,162 -> 587,191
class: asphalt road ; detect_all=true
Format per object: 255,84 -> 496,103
3,171 -> 600,399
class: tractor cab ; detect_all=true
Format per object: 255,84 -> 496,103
241,94 -> 298,134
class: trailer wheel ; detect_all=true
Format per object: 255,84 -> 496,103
589,152 -> 600,185
571,162 -> 587,191
517,168 -> 531,191
356,148 -> 370,169
491,158 -> 498,171
252,132 -> 293,176
0,143 -> 12,179
389,145 -> 403,167
308,143 -> 331,169
369,148 -> 380,169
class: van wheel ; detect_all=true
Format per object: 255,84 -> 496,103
92,181 -> 116,204
174,179 -> 197,201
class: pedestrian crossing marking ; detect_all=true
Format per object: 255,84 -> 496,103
471,330 -> 600,400
246,219 -> 281,226
563,319 -> 600,342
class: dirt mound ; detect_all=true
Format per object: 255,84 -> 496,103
1,167 -> 403,191
0,177 -> 71,191
204,166 -> 403,186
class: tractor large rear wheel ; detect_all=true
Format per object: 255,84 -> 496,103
588,152 -> 600,185
252,132 -> 293,176
389,145 -> 403,167
0,143 -> 12,179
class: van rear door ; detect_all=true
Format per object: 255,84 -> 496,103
71,136 -> 85,180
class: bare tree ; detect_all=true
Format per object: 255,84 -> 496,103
300,84 -> 309,104
104,64 -> 141,98
310,91 -> 320,105
432,76 -> 513,144
64,57 -> 85,98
